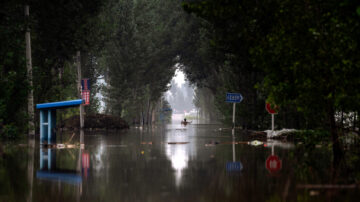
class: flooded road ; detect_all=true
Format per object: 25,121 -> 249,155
1,123 -> 360,201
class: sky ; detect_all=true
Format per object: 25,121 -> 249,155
166,68 -> 196,114
174,69 -> 185,87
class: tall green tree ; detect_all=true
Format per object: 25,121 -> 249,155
181,0 -> 360,154
252,0 -> 360,155
0,0 -> 106,136
0,1 -> 28,137
102,0 -> 187,124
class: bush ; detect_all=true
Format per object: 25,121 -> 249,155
292,130 -> 331,145
0,124 -> 19,139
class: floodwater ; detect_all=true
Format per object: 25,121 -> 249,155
1,123 -> 360,202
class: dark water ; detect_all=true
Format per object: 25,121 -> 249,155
1,123 -> 360,202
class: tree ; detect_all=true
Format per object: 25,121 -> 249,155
252,0 -> 360,155
181,0 -> 360,155
0,1 -> 28,137
101,0 -> 187,124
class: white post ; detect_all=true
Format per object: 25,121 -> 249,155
271,113 -> 275,136
232,103 -> 236,137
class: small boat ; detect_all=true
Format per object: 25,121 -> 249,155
181,121 -> 191,125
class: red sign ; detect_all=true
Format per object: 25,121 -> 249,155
81,78 -> 90,90
266,102 -> 278,114
265,155 -> 282,173
82,90 -> 90,105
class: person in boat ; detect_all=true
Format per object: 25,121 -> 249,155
181,118 -> 188,125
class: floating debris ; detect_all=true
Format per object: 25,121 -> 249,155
309,190 -> 320,196
66,144 -> 77,148
40,144 -> 79,149
266,129 -> 297,138
297,184 -> 357,189
205,141 -> 219,146
167,142 -> 189,144
248,140 -> 263,146
106,145 -> 127,148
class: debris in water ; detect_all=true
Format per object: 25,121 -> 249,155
309,190 -> 319,196
167,142 -> 189,144
205,141 -> 219,146
248,140 -> 263,146
266,129 -> 297,138
297,184 -> 357,189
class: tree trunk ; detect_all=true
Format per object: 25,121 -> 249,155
151,106 -> 156,124
146,98 -> 151,125
76,51 -> 84,129
354,112 -> 357,132
25,5 -> 35,135
328,106 -> 343,162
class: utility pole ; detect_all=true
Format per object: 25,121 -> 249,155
76,51 -> 84,130
25,5 -> 35,136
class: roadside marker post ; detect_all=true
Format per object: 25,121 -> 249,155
226,93 -> 243,137
266,102 -> 278,136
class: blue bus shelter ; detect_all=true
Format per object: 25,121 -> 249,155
36,99 -> 84,144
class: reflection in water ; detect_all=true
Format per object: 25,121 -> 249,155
94,141 -> 105,172
2,125 -> 360,201
166,143 -> 188,186
37,148 -> 82,184
165,124 -> 196,187
27,137 -> 35,202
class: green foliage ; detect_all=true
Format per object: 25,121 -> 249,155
0,0 -> 106,135
292,130 -> 331,146
193,87 -> 221,122
253,0 -> 360,126
101,0 -> 186,124
181,0 -> 360,135
0,1 -> 29,135
0,124 -> 19,139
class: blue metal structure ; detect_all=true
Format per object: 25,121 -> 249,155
36,99 -> 84,144
36,99 -> 84,109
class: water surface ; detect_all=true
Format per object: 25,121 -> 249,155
0,123 -> 359,201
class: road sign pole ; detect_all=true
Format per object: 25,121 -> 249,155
271,113 -> 274,135
226,92 -> 243,137
232,102 -> 236,137
232,140 -> 236,162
